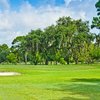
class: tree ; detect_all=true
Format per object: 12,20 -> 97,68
0,44 -> 10,63
90,45 -> 100,62
12,36 -> 28,64
27,29 -> 43,65
41,25 -> 56,65
56,17 -> 77,64
9,11 -> 99,65
72,20 -> 94,64
91,0 -> 100,62
91,0 -> 100,29
6,53 -> 17,64
95,0 -> 100,15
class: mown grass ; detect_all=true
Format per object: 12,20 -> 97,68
0,64 -> 100,100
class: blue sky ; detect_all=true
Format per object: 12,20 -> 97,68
0,0 -> 98,45
10,0 -> 65,8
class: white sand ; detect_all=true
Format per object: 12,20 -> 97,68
0,72 -> 21,76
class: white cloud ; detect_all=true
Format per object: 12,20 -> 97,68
64,0 -> 72,6
0,1 -> 91,46
64,0 -> 82,6
79,11 -> 86,20
0,0 -> 10,10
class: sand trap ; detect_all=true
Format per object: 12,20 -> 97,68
0,72 -> 21,76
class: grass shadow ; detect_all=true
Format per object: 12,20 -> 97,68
72,78 -> 100,83
47,78 -> 100,100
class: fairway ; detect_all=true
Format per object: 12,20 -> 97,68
0,64 -> 100,100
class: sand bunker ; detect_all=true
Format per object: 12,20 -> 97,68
0,72 -> 21,76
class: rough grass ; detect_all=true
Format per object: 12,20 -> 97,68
0,64 -> 100,100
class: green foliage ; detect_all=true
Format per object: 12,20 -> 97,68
30,52 -> 41,65
59,58 -> 66,64
0,7 -> 100,65
55,51 -> 61,62
91,0 -> 100,29
91,47 -> 100,61
6,53 -> 17,64
91,0 -> 100,60
0,44 -> 10,63
91,17 -> 100,29
95,0 -> 100,15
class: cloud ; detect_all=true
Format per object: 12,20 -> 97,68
79,11 -> 86,20
0,0 -> 10,10
0,2 -> 69,45
64,0 -> 72,6
0,0 -> 96,46
64,0 -> 82,6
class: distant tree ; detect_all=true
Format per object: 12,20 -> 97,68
91,0 -> 100,29
41,25 -> 56,65
56,17 -> 77,64
9,9 -> 99,65
90,46 -> 100,61
6,53 -> 17,64
72,19 -> 95,64
95,0 -> 100,15
26,29 -> 43,65
91,0 -> 100,62
0,44 -> 10,63
12,36 -> 29,64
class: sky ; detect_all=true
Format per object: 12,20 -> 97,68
0,0 -> 98,46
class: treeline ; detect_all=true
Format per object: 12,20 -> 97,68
0,0 -> 100,65
0,17 -> 100,65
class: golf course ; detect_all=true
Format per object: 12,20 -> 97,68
0,0 -> 100,100
0,64 -> 100,100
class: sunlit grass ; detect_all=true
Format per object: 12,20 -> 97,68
0,64 -> 100,100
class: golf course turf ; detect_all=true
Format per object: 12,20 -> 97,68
0,64 -> 100,100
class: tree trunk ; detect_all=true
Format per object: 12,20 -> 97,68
36,43 -> 38,52
75,57 -> 78,64
55,61 -> 58,65
50,61 -> 52,65
34,62 -> 38,65
45,59 -> 48,65
75,60 -> 78,64
67,61 -> 69,65
25,52 -> 28,64
66,58 -> 69,65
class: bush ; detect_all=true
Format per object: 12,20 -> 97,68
6,53 -> 17,64
59,58 -> 66,64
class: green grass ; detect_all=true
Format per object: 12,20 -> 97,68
0,64 -> 100,100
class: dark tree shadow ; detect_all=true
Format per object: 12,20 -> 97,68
47,78 -> 100,100
72,78 -> 100,83
60,97 -> 84,100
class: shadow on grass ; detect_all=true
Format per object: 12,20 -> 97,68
72,78 -> 100,83
48,78 -> 100,100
